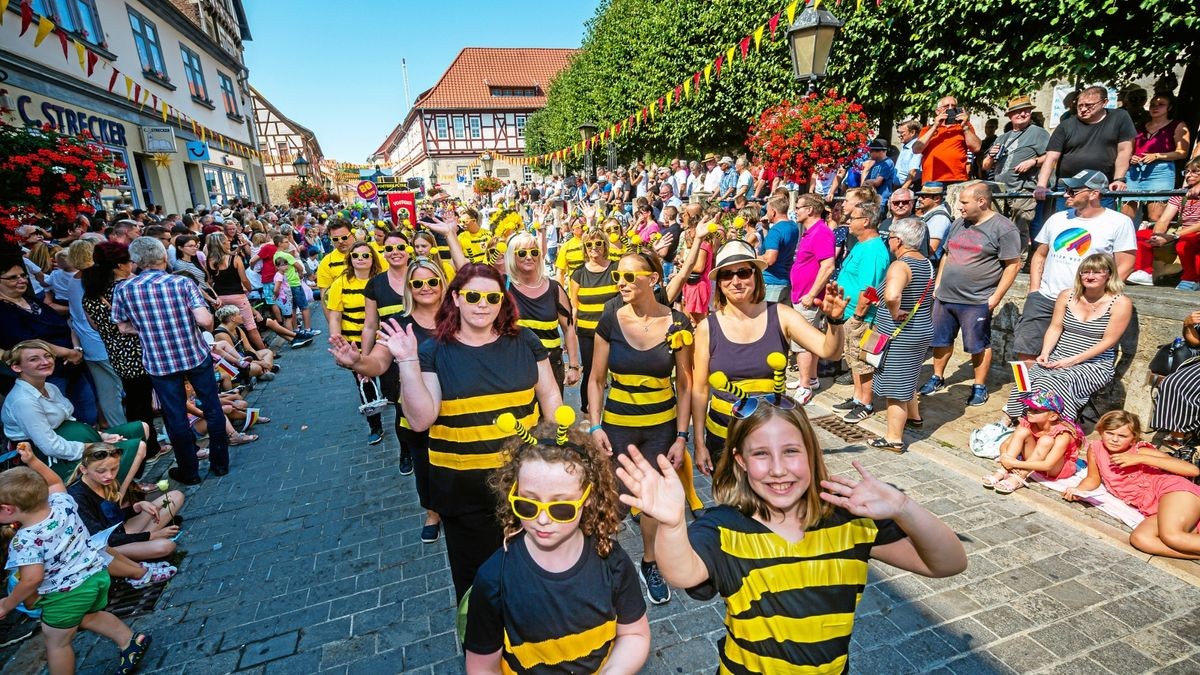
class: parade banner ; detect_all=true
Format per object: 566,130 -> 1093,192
387,192 -> 417,227
356,180 -> 379,201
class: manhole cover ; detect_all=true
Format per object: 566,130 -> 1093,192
809,414 -> 873,443
106,577 -> 169,620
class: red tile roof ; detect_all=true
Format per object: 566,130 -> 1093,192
413,47 -> 578,110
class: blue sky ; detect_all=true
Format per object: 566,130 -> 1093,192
242,2 -> 598,162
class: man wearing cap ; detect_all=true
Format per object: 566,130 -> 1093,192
920,182 -> 1021,406
863,138 -> 897,203
1034,85 -> 1135,209
717,156 -> 738,209
916,182 -> 953,260
982,96 -> 1050,252
702,153 -> 723,195
1013,169 -> 1137,360
912,95 -> 982,185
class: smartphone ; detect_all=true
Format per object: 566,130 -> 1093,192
864,286 -> 880,303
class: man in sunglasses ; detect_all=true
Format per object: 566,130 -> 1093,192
1034,85 -> 1136,211
982,95 -> 1049,252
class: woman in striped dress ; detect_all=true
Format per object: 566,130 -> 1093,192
871,218 -> 935,451
1004,254 -> 1132,422
327,241 -> 386,445
569,229 -> 618,416
506,231 -> 580,393
1151,311 -> 1200,446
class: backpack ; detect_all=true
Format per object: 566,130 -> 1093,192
969,422 -> 1013,459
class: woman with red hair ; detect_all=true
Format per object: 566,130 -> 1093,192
381,263 -> 563,603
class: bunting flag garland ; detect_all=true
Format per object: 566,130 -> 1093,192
32,15 -> 53,46
74,38 -> 86,70
786,0 -> 800,23
19,0 -> 32,35
703,62 -> 713,85
0,0 -> 9,23
753,25 -> 765,51
769,12 -> 781,37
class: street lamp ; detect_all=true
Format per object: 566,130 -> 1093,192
429,157 -> 439,190
292,153 -> 311,185
480,151 -> 494,177
787,5 -> 842,94
578,121 -> 598,183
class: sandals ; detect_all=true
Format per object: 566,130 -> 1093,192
982,469 -> 1010,488
195,447 -> 210,460
230,432 -> 258,446
994,473 -> 1027,495
114,633 -> 152,675
129,562 -> 176,589
869,438 -> 905,452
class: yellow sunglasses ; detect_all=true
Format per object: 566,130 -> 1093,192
331,234 -> 352,242
515,248 -> 541,259
508,483 -> 592,523
383,244 -> 411,253
459,290 -> 504,305
611,270 -> 653,284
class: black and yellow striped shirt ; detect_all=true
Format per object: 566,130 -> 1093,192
459,229 -> 492,264
363,271 -> 406,321
327,275 -> 369,344
687,506 -> 906,674
570,263 -> 618,337
418,328 -> 547,516
597,308 -> 688,428
464,535 -> 646,674
511,280 -> 569,350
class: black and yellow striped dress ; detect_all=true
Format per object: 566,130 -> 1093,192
464,535 -> 647,674
704,305 -> 790,458
597,308 -> 688,430
511,280 -> 568,352
569,264 -> 618,338
326,274 -> 370,344
687,506 -> 906,674
459,229 -> 492,264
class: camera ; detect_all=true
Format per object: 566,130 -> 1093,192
943,108 -> 961,124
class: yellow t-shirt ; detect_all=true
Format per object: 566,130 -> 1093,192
326,274 -> 370,344
317,248 -> 384,291
555,237 -> 584,277
458,229 -> 491,265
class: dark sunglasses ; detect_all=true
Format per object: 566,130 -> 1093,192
611,270 -> 652,284
716,267 -> 755,282
349,252 -> 373,260
515,248 -> 541,259
584,241 -> 606,250
383,244 -> 410,253
508,483 -> 592,522
331,234 -> 352,242
1063,187 -> 1093,197
732,393 -> 796,419
410,278 -> 441,290
0,273 -> 29,281
84,447 -> 123,461
890,199 -> 913,206
459,290 -> 504,305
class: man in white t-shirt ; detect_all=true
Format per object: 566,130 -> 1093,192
701,153 -> 723,194
670,158 -> 689,199
1012,169 -> 1136,360
735,157 -> 754,200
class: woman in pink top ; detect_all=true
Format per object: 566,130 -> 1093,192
1066,410 -> 1200,559
1123,92 -> 1191,224
679,225 -> 714,325
983,391 -> 1083,494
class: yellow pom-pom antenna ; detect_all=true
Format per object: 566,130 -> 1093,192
554,406 -> 576,446
709,371 -> 748,400
403,218 -> 412,228
404,245 -> 414,255
732,216 -> 746,229
496,412 -> 537,445
650,232 -> 662,242
767,352 -> 788,397
608,232 -> 620,244
630,234 -> 643,246
706,223 -> 719,235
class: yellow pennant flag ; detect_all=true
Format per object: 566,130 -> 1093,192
124,75 -> 134,100
33,16 -> 55,47
726,46 -> 736,69
704,63 -> 712,85
754,25 -> 765,51
635,109 -> 642,125
75,40 -> 86,70
786,0 -> 799,24
649,100 -> 657,118
161,100 -> 169,122
814,0 -> 822,7
683,77 -> 691,98
0,0 -> 9,24
857,0 -> 863,9
665,89 -> 673,109
139,88 -> 151,108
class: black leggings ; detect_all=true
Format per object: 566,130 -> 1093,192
398,428 -> 431,510
578,334 -> 595,415
121,374 -> 161,455
443,509 -> 503,603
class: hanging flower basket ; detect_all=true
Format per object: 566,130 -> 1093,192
0,120 -> 123,242
473,176 -> 504,196
286,182 -> 326,207
745,90 -> 872,185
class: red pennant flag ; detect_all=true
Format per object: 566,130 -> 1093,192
674,84 -> 682,102
693,72 -> 702,92
769,12 -> 781,37
657,96 -> 665,111
132,83 -> 141,103
55,28 -> 69,59
715,54 -> 725,76
19,0 -> 33,36
107,68 -> 119,93
739,36 -> 751,59
86,49 -> 98,76
641,108 -> 648,124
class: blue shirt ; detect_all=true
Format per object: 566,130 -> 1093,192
759,219 -> 799,286
718,168 -> 738,199
895,140 -> 921,187
866,158 -> 896,202
66,276 -> 107,361
836,236 -> 891,321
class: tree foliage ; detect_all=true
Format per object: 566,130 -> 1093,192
528,0 -> 1199,161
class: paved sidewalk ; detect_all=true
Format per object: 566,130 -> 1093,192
6,316 -> 1200,673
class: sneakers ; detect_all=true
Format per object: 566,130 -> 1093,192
639,559 -> 671,605
399,450 -> 414,476
967,384 -> 989,407
114,633 -> 152,675
791,387 -> 814,405
842,404 -> 873,423
1126,270 -> 1154,286
290,334 -> 314,349
919,375 -> 945,396
806,378 -> 821,391
832,397 -> 860,411
130,562 -> 177,589
1177,280 -> 1200,291
368,430 -> 384,446
0,615 -> 36,647
834,372 -> 854,386
257,372 -> 275,382
421,521 -> 441,544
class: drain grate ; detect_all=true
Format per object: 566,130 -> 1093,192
105,578 -> 168,620
809,414 -> 873,443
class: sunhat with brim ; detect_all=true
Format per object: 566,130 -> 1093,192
711,240 -> 767,274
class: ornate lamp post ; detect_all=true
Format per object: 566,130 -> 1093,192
786,6 -> 843,94
578,121 -> 598,184
292,153 -> 311,185
480,151 -> 495,205
429,157 -> 439,193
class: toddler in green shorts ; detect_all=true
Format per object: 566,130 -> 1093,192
0,445 -> 151,675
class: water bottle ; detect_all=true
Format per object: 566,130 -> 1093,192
1168,337 -> 1184,372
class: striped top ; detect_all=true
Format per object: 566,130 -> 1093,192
570,262 -> 618,337
1050,294 -> 1118,365
364,271 -> 406,321
418,329 -> 547,516
598,307 -> 689,428
511,280 -> 569,350
326,275 -> 369,344
687,506 -> 905,675
459,230 -> 492,264
555,238 -> 585,278
316,247 -> 384,290
704,305 -> 790,453
464,535 -> 646,674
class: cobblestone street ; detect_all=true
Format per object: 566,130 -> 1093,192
7,312 -> 1197,674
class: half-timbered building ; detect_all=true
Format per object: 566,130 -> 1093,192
250,85 -> 325,205
369,48 -> 575,197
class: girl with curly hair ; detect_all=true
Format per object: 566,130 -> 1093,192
464,418 -> 650,674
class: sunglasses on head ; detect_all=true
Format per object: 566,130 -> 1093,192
331,234 -> 352,242
716,267 -> 755,282
732,393 -> 796,419
459,290 -> 505,305
84,447 -> 123,461
515,248 -> 541,259
383,244 -> 409,253
508,482 -> 592,523
611,270 -> 652,284
349,252 -> 373,260
410,278 -> 441,290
